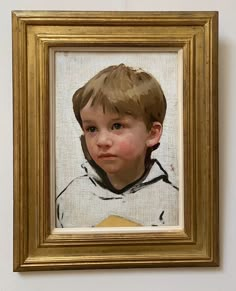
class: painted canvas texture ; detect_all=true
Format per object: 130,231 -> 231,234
54,51 -> 181,228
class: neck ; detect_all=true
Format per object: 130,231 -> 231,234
107,160 -> 145,190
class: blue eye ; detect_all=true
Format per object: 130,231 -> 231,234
112,123 -> 123,130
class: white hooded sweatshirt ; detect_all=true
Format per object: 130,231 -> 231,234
56,159 -> 179,228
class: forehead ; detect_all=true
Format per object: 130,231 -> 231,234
79,98 -> 149,129
80,103 -> 146,127
80,103 -> 121,120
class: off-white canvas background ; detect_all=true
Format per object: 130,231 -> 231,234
0,1 -> 235,290
55,50 -> 180,195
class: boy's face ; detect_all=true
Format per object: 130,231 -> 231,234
80,101 -> 162,177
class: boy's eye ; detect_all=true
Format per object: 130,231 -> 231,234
86,126 -> 97,133
112,123 -> 123,130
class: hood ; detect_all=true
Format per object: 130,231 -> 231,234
80,159 -> 171,194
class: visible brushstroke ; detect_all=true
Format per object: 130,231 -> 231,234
159,210 -> 164,222
56,176 -> 82,200
57,204 -> 64,228
97,196 -> 123,201
89,177 -> 97,186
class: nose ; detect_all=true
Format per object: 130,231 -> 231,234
96,130 -> 112,148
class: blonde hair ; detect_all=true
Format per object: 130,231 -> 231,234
72,63 -> 166,130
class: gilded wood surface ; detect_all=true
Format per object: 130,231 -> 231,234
13,11 -> 219,271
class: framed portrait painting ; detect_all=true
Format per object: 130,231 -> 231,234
13,11 -> 219,271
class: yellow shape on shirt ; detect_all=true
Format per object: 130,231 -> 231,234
96,215 -> 141,227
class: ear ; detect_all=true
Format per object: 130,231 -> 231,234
146,122 -> 163,148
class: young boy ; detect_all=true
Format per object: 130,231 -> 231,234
56,64 -> 178,228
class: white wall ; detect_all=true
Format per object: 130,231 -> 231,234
0,1 -> 235,290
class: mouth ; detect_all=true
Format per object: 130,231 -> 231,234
98,153 -> 117,159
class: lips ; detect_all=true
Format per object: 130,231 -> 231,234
98,153 -> 117,159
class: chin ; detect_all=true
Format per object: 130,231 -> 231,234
99,164 -> 120,175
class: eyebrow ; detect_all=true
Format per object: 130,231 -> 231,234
82,120 -> 95,124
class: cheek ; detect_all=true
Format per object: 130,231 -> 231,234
117,140 -> 139,157
85,138 -> 96,155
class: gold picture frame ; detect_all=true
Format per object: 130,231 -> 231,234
13,11 -> 219,271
